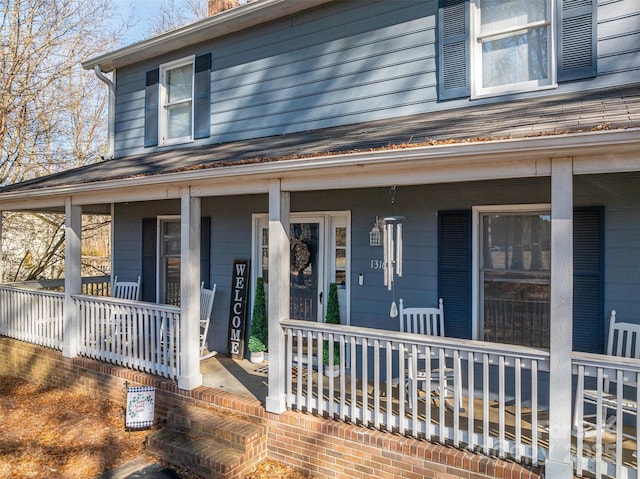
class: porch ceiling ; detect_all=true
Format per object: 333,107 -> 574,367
0,84 -> 639,210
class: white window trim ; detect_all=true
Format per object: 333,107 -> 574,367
159,55 -> 195,146
470,0 -> 557,99
471,203 -> 551,340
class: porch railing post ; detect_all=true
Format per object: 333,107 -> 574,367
63,199 -> 82,358
545,157 -> 574,478
177,189 -> 203,390
266,179 -> 290,414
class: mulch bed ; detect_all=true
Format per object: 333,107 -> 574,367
0,376 -> 312,479
0,375 -> 148,478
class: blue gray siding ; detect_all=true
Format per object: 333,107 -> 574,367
598,0 -> 640,80
115,1 -> 439,157
111,173 -> 640,354
112,0 -> 640,158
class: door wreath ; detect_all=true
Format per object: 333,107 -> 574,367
291,237 -> 311,272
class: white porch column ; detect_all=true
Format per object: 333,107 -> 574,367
63,198 -> 82,358
266,179 -> 290,414
545,157 -> 574,478
178,188 -> 203,390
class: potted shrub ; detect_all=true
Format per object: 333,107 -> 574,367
323,282 -> 341,376
248,277 -> 268,363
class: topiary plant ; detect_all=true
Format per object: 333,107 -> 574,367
323,282 -> 341,365
248,277 -> 268,353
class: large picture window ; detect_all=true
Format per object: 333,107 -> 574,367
471,0 -> 555,97
476,206 -> 551,348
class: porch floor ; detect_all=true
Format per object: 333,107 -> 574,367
200,355 -> 269,402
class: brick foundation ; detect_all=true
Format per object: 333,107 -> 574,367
0,337 -> 542,479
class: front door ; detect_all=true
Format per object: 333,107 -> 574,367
254,212 -> 349,324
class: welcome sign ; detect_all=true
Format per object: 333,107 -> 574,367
227,259 -> 250,360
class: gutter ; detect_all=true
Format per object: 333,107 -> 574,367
93,66 -> 115,160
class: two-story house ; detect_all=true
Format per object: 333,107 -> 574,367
1,1 -> 639,478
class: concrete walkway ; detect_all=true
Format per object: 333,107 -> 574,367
94,456 -> 184,479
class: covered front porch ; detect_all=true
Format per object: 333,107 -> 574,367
1,127 -> 639,479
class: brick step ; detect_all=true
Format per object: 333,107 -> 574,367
146,405 -> 267,479
146,428 -> 245,479
167,404 -> 265,450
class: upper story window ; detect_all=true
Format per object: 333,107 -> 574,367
144,53 -> 211,148
438,0 -> 596,101
160,57 -> 194,145
471,0 -> 555,97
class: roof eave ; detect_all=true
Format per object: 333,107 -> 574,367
82,0 -> 336,72
1,128 -> 638,209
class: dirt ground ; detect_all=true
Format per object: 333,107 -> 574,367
0,376 -> 312,479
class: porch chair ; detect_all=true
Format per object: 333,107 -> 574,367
399,298 -> 463,411
112,276 -> 141,301
575,310 -> 639,439
200,283 -> 217,360
103,276 -> 141,348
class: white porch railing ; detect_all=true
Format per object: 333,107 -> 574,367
0,285 -> 65,350
75,294 -> 181,379
282,318 -> 551,466
573,352 -> 640,479
4,284 -> 639,477
0,285 -> 181,380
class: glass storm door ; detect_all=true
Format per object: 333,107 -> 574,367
290,222 -> 321,321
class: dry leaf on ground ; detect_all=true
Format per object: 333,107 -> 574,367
0,376 -> 312,479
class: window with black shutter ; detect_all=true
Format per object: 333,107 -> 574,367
144,53 -> 211,147
438,0 -> 597,100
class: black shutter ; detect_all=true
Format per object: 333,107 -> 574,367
194,53 -> 211,140
144,69 -> 159,147
573,206 -> 604,353
141,218 -> 157,302
200,217 -> 211,288
557,0 -> 597,82
438,0 -> 470,100
438,210 -> 472,339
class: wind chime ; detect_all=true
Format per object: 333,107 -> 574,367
383,186 -> 404,317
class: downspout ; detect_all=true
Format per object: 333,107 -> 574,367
93,65 -> 115,160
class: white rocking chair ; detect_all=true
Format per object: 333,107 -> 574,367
575,310 -> 639,439
399,298 -> 463,411
112,276 -> 141,300
200,284 -> 217,360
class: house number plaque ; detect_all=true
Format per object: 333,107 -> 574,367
227,259 -> 250,360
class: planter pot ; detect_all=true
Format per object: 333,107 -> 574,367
323,364 -> 340,377
249,351 -> 264,364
